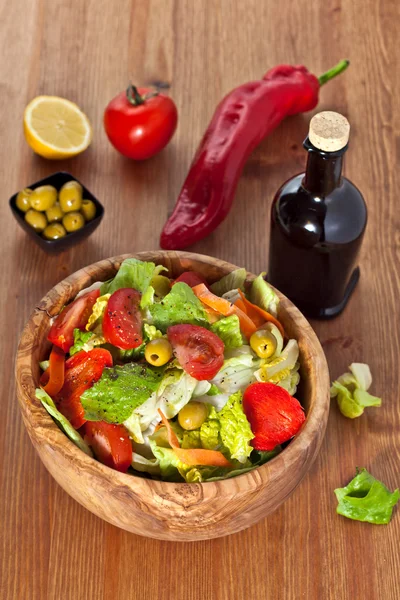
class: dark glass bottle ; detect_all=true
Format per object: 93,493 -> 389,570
267,112 -> 367,318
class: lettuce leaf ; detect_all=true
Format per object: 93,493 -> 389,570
249,272 -> 279,316
254,339 -> 299,393
36,388 -> 92,457
85,294 -> 110,332
182,393 -> 254,464
148,440 -> 186,480
211,351 -> 260,395
215,392 -> 254,462
149,282 -> 209,332
157,369 -> 198,419
81,363 -> 164,423
334,468 -> 399,524
100,258 -> 166,295
330,363 -> 381,418
131,452 -> 160,475
210,268 -> 247,296
211,315 -> 242,349
69,328 -> 105,356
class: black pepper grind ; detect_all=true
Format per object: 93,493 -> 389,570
267,111 -> 367,318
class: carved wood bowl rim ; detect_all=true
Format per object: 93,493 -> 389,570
15,251 -> 330,541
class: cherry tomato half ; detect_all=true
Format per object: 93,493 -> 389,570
102,288 -> 143,350
173,271 -> 209,288
167,324 -> 224,381
48,289 -> 100,353
104,85 -> 178,160
83,421 -> 132,473
54,349 -> 113,429
242,382 -> 305,451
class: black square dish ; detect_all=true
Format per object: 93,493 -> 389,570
9,171 -> 104,254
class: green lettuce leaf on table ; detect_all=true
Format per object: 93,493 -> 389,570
36,388 -> 92,457
80,362 -> 164,423
211,315 -> 242,349
210,268 -> 247,296
334,468 -> 399,524
249,272 -> 279,317
149,282 -> 209,332
330,363 -> 381,418
100,258 -> 167,296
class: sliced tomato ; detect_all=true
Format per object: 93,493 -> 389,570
43,345 -> 65,397
167,324 -> 224,381
243,382 -> 305,451
54,349 -> 113,429
102,288 -> 143,350
83,421 -> 132,473
174,271 -> 209,288
48,289 -> 100,353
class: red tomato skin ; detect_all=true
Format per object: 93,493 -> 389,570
243,382 -> 305,451
83,421 -> 132,473
54,349 -> 113,429
103,88 -> 178,160
167,324 -> 224,381
102,288 -> 143,350
173,272 -> 209,288
48,289 -> 100,353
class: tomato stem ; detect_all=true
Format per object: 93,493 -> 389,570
126,84 -> 146,106
126,84 -> 159,106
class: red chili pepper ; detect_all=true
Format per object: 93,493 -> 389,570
160,60 -> 349,250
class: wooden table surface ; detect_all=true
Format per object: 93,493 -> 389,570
1,0 -> 399,598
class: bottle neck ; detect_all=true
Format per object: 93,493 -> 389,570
303,137 -> 346,196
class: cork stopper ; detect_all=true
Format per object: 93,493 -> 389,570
308,111 -> 350,152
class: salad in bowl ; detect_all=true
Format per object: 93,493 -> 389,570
37,257 -> 305,483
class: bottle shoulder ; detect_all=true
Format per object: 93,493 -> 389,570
272,174 -> 367,245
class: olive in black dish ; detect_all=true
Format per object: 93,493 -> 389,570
9,172 -> 104,254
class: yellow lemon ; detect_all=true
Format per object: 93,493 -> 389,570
23,96 -> 92,159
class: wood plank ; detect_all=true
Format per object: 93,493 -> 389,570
1,0 -> 399,597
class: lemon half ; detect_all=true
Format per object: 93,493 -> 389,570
23,96 -> 92,159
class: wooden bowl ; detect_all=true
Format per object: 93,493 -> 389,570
15,251 -> 330,541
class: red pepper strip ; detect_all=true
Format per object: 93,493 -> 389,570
43,346 -> 65,397
157,409 -> 232,468
192,284 -> 257,339
160,60 -> 349,249
236,289 -> 285,338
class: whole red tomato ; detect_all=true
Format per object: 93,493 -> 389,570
104,84 -> 178,160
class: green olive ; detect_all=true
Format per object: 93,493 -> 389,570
43,223 -> 67,240
46,202 -> 64,223
62,211 -> 85,232
250,329 -> 278,359
178,402 -> 208,431
151,274 -> 171,298
16,188 -> 33,212
29,185 -> 57,211
145,338 -> 173,366
25,209 -> 47,232
59,180 -> 83,212
81,199 -> 96,221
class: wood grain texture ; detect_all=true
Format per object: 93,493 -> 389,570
0,0 -> 399,596
15,252 -> 329,541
